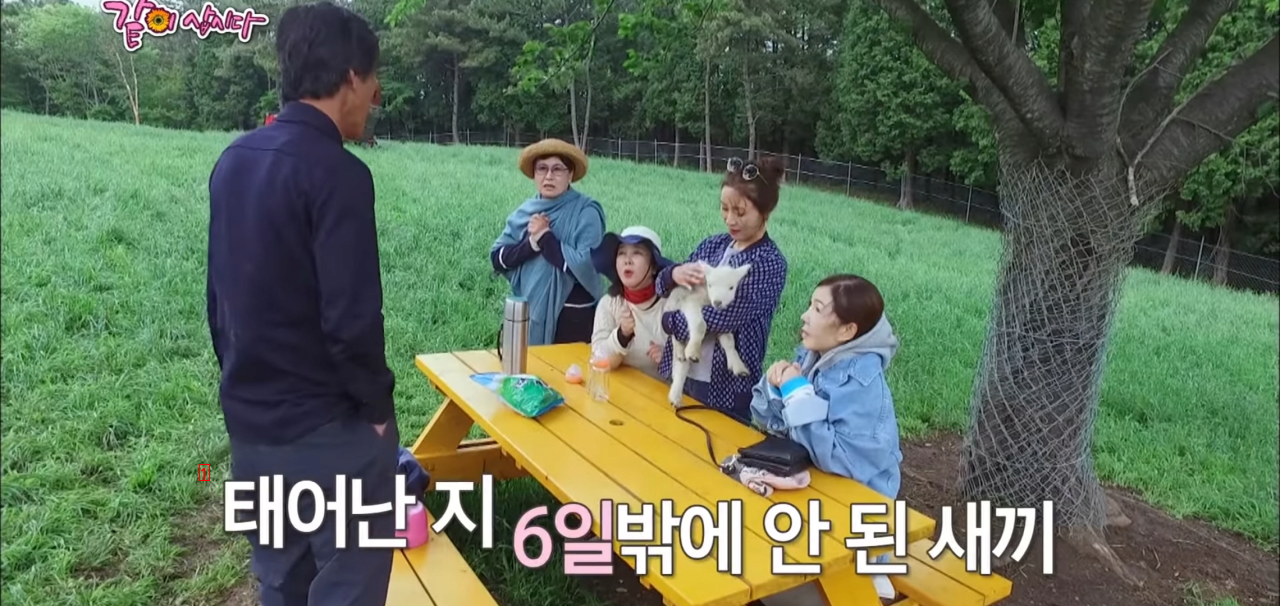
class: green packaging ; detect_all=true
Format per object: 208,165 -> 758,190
470,372 -> 566,418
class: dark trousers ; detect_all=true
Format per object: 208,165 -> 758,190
229,411 -> 401,606
554,303 -> 596,344
683,378 -> 753,426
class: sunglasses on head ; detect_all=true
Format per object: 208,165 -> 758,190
726,157 -> 767,182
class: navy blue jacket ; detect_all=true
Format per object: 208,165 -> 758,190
206,102 -> 395,445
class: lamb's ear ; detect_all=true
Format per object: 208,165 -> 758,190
734,263 -> 752,277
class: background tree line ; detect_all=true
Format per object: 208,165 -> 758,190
2,0 -> 1276,277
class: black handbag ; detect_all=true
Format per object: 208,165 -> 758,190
674,405 -> 812,476
737,434 -> 812,477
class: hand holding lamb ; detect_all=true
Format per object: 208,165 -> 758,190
665,260 -> 753,406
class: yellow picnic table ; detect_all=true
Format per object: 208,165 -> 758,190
393,343 -> 1012,606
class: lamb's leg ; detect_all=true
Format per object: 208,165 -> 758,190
668,358 -> 689,406
719,332 -> 750,377
672,337 -> 687,362
684,312 -> 706,362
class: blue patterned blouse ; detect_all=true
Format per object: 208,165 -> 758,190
656,232 -> 788,411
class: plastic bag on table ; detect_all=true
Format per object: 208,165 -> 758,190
470,372 -> 565,418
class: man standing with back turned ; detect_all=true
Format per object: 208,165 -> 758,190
206,3 -> 398,605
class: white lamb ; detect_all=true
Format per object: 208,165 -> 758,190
665,261 -> 753,406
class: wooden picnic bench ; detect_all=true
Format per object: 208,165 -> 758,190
386,509 -> 500,605
396,343 -> 1013,606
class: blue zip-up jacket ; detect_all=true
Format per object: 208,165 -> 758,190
749,315 -> 903,499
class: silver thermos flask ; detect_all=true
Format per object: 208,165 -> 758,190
501,296 -> 530,375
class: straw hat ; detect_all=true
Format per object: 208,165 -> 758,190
518,138 -> 588,182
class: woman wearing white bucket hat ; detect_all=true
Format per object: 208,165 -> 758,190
588,226 -> 677,379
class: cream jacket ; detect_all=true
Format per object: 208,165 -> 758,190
591,294 -> 667,380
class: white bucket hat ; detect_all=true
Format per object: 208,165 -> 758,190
591,225 -> 676,282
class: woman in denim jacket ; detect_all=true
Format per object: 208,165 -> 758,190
750,274 -> 903,599
750,273 -> 903,498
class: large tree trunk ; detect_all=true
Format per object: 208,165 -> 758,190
1161,218 -> 1182,274
959,156 -> 1148,541
867,0 -> 1277,585
897,149 -> 916,210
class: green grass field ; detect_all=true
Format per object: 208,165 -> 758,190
2,109 -> 1277,606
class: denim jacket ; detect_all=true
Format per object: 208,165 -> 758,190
749,315 -> 903,499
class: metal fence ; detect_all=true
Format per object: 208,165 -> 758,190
375,128 -> 1279,294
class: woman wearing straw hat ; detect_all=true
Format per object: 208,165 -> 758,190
589,226 -> 676,379
490,139 -> 606,345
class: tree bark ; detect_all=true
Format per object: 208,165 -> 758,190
89,63 -> 100,109
1135,35 -> 1279,188
451,53 -> 461,145
1212,204 -> 1234,286
569,77 -> 581,149
1062,0 -> 1156,162
703,55 -> 712,172
112,49 -> 140,125
990,0 -> 1027,47
1057,0 -> 1087,109
1119,0 -> 1240,147
941,0 -> 1064,146
868,0 -> 1042,159
582,32 -> 596,148
129,53 -> 139,125
898,149 -> 916,210
674,127 -> 681,168
1162,218 -> 1182,274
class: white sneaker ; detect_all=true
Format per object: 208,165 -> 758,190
872,574 -> 896,600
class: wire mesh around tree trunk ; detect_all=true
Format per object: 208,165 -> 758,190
957,157 -> 1169,532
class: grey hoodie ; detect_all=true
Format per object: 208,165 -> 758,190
795,314 -> 900,379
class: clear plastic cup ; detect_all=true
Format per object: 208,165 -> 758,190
586,353 -> 610,402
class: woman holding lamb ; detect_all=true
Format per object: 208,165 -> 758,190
657,156 -> 789,424
490,139 -> 606,345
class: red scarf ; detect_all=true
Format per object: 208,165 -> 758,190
623,282 -> 656,305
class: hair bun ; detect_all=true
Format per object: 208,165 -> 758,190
754,155 -> 786,181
